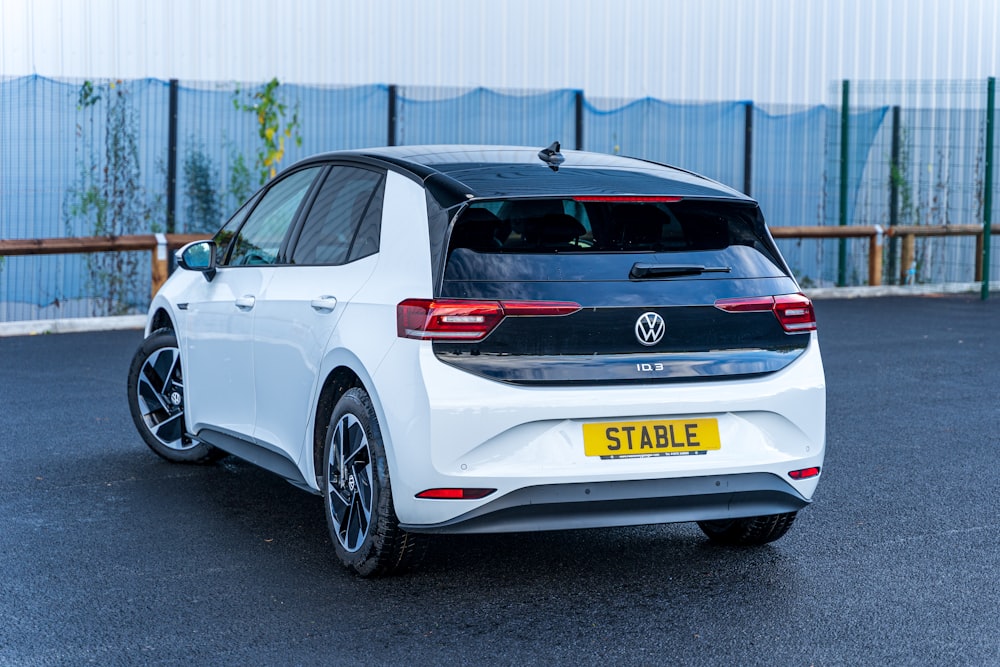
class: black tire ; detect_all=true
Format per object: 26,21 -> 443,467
697,511 -> 798,546
126,328 -> 225,464
323,387 -> 424,577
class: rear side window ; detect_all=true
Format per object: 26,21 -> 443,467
290,166 -> 384,266
448,198 -> 773,257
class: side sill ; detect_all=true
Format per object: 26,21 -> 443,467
196,428 -> 320,495
400,473 -> 809,535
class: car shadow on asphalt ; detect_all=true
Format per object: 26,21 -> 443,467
157,452 -> 805,594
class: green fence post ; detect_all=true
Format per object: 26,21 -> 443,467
838,80 -> 850,287
888,106 -> 901,285
983,77 -> 995,300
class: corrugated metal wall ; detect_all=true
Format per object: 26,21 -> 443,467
3,0 -> 999,105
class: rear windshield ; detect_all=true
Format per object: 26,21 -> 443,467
448,198 -> 779,261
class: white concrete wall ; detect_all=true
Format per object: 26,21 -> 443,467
2,0 -> 999,105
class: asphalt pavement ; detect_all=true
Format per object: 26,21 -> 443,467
0,296 -> 998,666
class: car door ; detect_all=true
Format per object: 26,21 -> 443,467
250,165 -> 386,466
183,167 -> 323,440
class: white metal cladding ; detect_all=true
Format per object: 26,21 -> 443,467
1,0 -> 998,105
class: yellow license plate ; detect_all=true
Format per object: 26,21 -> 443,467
582,418 -> 721,457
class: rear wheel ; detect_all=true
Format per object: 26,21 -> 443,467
127,328 -> 224,464
697,512 -> 798,546
323,387 -> 423,577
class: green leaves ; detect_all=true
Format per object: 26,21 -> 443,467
233,78 -> 303,184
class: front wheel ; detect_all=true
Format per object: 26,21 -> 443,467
323,387 -> 423,577
697,511 -> 798,546
126,328 -> 224,464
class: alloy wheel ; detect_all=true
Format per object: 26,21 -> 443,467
134,346 -> 195,450
327,413 -> 374,553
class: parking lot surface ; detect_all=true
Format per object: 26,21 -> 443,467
1,295 -> 998,666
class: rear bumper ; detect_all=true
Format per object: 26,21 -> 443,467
371,332 -> 825,527
401,473 -> 809,534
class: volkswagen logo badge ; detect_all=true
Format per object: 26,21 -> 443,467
635,312 -> 666,346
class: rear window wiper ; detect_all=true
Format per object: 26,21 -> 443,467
629,263 -> 732,280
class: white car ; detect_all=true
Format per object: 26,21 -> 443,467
127,144 -> 826,576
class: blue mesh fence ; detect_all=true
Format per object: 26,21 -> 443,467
174,82 -> 389,234
584,98 -> 747,192
396,87 -> 577,146
1,77 -> 170,317
850,81 -> 997,286
751,105 -> 834,287
0,76 -> 996,322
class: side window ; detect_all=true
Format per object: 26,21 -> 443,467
227,168 -> 321,267
213,193 -> 259,265
290,167 -> 384,266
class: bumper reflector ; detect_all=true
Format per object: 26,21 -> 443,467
416,488 -> 496,500
788,467 -> 821,480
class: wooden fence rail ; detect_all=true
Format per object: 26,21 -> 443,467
0,234 -> 206,298
0,226 -> 997,296
769,224 -> 997,286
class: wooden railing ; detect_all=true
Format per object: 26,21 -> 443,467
0,225 -> 996,294
770,224 -> 996,286
0,233 -> 206,297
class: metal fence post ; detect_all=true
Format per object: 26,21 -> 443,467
838,80 -> 850,287
387,85 -> 398,146
166,79 -> 179,235
982,77 -> 995,300
743,102 -> 753,197
575,91 -> 584,150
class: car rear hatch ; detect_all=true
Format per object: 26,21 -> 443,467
400,196 -> 814,386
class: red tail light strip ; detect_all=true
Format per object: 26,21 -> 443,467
714,293 -> 817,333
398,299 -> 581,341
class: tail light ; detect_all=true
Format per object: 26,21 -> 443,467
714,293 -> 816,333
397,299 -> 581,341
773,295 -> 818,332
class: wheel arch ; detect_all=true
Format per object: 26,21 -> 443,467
148,307 -> 175,335
312,365 -> 366,487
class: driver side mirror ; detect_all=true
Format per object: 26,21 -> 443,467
176,240 -> 217,282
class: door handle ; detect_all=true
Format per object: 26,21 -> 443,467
235,295 -> 256,311
310,296 -> 338,313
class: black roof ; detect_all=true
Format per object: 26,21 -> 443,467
304,145 -> 751,206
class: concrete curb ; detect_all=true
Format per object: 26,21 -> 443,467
805,281 -> 1000,299
0,315 -> 145,337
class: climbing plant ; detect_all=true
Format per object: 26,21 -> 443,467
65,80 -> 154,315
233,78 -> 303,184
